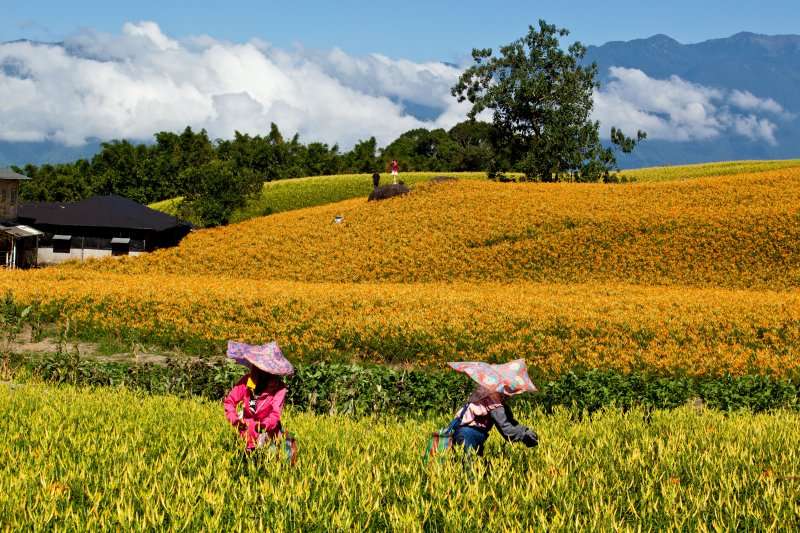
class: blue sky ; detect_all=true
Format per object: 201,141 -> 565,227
0,0 -> 796,152
4,0 -> 799,62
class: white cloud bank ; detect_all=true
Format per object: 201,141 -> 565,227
0,22 -> 790,149
593,67 -> 790,145
0,21 -> 467,148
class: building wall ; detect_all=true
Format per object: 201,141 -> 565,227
0,181 -> 20,220
37,248 -> 143,266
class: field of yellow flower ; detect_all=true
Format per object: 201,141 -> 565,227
1,165 -> 799,376
2,272 -> 799,376
100,167 -> 800,288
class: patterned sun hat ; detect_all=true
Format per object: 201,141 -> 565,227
226,341 -> 294,376
447,358 -> 536,396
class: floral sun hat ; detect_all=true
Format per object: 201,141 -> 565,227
447,358 -> 536,396
226,341 -> 294,376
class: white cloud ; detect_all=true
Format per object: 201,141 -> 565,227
593,67 -> 785,145
728,90 -> 786,115
0,21 -> 469,148
121,21 -> 180,51
0,25 -> 789,151
725,112 -> 779,142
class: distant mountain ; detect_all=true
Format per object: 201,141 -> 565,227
0,140 -> 101,169
584,32 -> 800,168
587,33 -> 800,107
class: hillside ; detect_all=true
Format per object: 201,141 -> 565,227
3,167 -> 800,370
147,161 -> 800,225
85,168 -> 800,290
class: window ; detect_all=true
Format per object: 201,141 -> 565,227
52,235 -> 72,254
111,237 -> 131,256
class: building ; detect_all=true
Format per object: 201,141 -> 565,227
17,195 -> 193,266
0,168 -> 42,269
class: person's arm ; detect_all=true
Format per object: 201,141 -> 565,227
489,404 -> 538,447
223,379 -> 247,426
256,386 -> 286,434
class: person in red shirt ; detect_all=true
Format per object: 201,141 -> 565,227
391,160 -> 399,184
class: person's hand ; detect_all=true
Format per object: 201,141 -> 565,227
522,429 -> 539,448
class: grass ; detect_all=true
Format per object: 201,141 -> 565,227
3,381 -> 800,531
618,159 -> 800,182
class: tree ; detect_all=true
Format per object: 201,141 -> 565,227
152,127 -> 217,197
302,142 -> 340,177
16,162 -> 92,202
451,20 -> 645,182
178,160 -> 263,227
341,137 -> 378,174
448,120 -> 496,171
381,128 -> 460,172
89,140 -> 156,203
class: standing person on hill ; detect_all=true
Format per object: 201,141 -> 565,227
391,160 -> 399,184
224,341 -> 293,453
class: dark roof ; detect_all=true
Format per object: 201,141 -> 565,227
18,195 -> 184,232
0,168 -> 30,180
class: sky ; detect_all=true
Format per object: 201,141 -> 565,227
0,0 -> 797,151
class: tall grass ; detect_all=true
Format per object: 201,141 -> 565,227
3,382 -> 799,531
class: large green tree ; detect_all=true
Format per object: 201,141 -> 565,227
341,137 -> 378,174
447,120 -> 496,171
15,161 -> 92,202
380,128 -> 460,172
451,20 -> 645,182
89,140 -> 157,203
178,160 -> 263,227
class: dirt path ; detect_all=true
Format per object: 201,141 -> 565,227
6,326 -> 172,364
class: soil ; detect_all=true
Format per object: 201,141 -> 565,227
5,326 -> 174,365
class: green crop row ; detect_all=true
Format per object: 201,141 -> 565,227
618,159 -> 800,182
2,382 -> 799,531
149,172 -> 497,223
9,352 -> 800,416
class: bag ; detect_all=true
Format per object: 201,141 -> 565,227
423,405 -> 468,465
256,428 -> 299,465
424,428 -> 454,465
280,430 -> 299,465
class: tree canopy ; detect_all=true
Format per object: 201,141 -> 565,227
451,19 -> 645,182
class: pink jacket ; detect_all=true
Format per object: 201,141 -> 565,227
223,374 -> 286,449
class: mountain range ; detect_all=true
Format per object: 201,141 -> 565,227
584,32 -> 800,167
1,32 -> 798,169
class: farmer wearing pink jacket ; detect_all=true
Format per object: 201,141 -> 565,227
224,341 -> 294,451
224,367 -> 287,449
